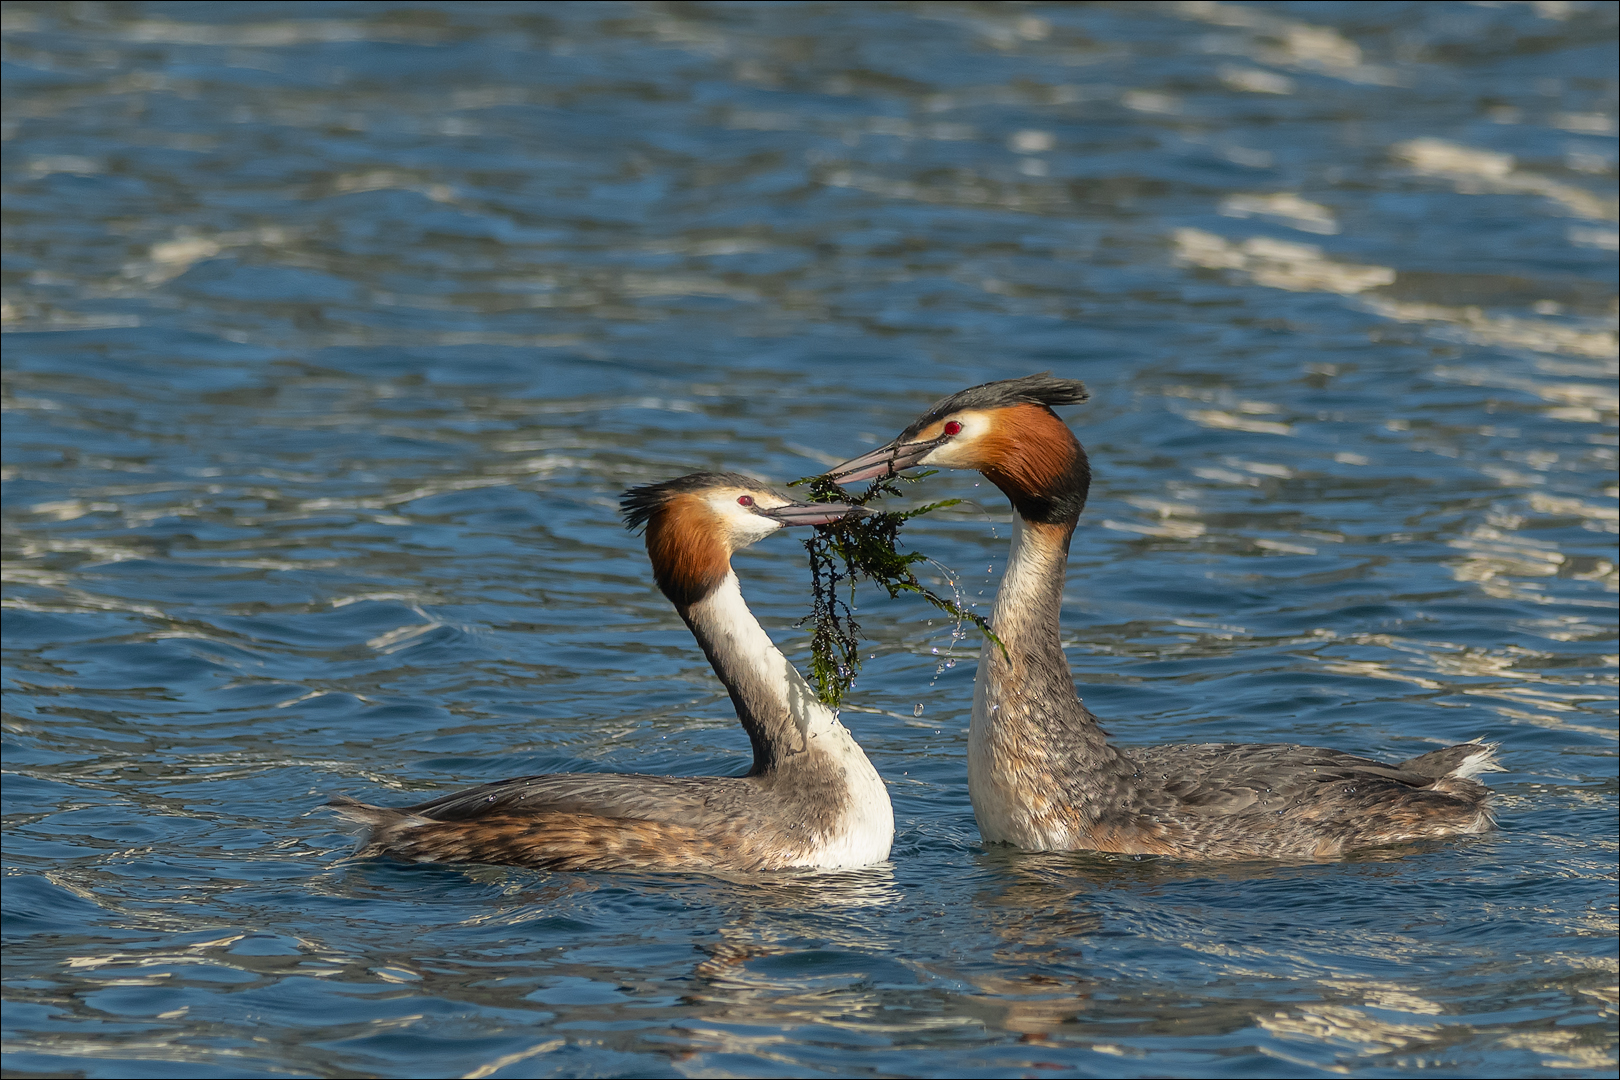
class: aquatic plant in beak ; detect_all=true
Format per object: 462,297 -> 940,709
790,470 -> 1003,709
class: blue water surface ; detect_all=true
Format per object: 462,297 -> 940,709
3,2 -> 1616,1077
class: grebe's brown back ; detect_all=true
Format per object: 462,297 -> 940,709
329,473 -> 893,872
828,375 -> 1499,860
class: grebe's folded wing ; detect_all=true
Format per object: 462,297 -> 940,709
329,776 -> 772,871
391,772 -> 743,825
1125,742 -> 1481,815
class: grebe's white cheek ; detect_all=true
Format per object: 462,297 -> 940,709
704,494 -> 778,549
919,410 -> 994,469
731,511 -> 782,548
921,438 -> 977,469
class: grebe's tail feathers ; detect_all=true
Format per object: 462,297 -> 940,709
1399,741 -> 1504,781
1395,742 -> 1503,832
328,794 -> 431,856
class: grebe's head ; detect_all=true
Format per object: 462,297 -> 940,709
621,472 -> 865,607
828,374 -> 1092,525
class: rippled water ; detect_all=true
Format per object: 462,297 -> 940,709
4,3 -> 1617,1077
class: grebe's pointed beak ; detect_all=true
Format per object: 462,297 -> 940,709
759,501 -> 871,528
826,437 -> 945,485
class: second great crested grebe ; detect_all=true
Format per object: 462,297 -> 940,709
829,374 -> 1500,860
330,473 -> 894,872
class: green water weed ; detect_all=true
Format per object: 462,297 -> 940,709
790,471 -> 1003,709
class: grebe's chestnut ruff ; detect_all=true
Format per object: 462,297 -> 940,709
829,375 -> 1499,860
329,473 -> 894,872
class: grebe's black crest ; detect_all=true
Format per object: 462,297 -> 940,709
620,471 -> 768,533
902,373 -> 1089,439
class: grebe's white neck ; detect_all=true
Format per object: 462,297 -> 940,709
989,515 -> 1071,649
683,571 -> 843,763
969,513 -> 1109,849
681,571 -> 892,866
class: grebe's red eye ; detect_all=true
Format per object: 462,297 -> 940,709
737,495 -> 754,507
943,420 -> 963,436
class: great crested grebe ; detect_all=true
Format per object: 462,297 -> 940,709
329,472 -> 894,872
828,374 -> 1499,860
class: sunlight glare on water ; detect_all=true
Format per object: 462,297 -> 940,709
3,2 -> 1617,1077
